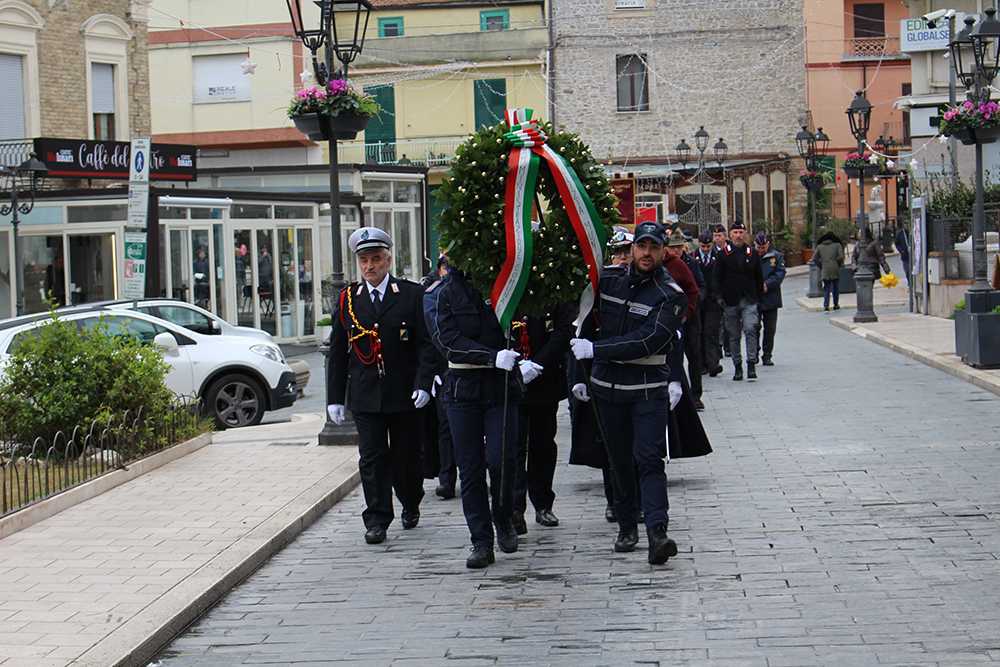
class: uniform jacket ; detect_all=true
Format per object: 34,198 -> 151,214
427,269 -> 521,404
717,242 -> 764,306
814,233 -> 845,282
422,277 -> 449,380
758,247 -> 787,311
513,302 -> 575,406
328,276 -> 436,414
683,252 -> 705,295
578,264 -> 687,404
663,254 -> 699,322
694,247 -> 722,305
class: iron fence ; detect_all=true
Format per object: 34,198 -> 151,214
0,399 -> 206,517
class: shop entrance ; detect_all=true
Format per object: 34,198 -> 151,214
163,224 -> 222,317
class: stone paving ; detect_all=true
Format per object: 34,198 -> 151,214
158,288 -> 1000,666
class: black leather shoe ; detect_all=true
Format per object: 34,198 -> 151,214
435,484 -> 455,500
605,504 -> 617,523
747,363 -> 758,380
709,365 -> 723,377
733,366 -> 743,381
496,521 -> 518,553
693,398 -> 705,411
401,510 -> 420,530
614,525 -> 639,553
762,358 -> 774,367
466,543 -> 495,569
512,512 -> 528,536
647,523 -> 678,565
364,526 -> 386,545
535,509 -> 559,527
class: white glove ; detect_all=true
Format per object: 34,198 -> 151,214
571,383 -> 591,402
570,338 -> 594,360
412,389 -> 430,409
327,404 -> 346,425
194,273 -> 206,280
668,382 -> 682,411
519,360 -> 544,385
495,349 -> 520,371
431,374 -> 443,398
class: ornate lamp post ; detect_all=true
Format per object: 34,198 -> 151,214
796,125 -> 829,298
675,127 -> 726,234
846,90 -> 878,323
1,154 -> 48,317
285,0 -> 372,445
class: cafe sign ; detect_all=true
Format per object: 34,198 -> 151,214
33,137 -> 197,182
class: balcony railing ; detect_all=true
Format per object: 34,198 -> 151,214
337,137 -> 465,168
0,140 -> 32,168
843,36 -> 908,61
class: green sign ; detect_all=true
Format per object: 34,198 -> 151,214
123,231 -> 147,299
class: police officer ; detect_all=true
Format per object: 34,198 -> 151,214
327,228 -> 436,545
422,256 -> 456,499
608,227 -> 634,266
429,266 -> 521,569
569,221 -> 688,565
716,221 -> 764,381
754,232 -> 787,367
663,230 -> 703,410
510,303 -> 574,535
695,230 -> 724,377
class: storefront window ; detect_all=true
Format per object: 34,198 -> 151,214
233,204 -> 272,219
275,205 -> 313,219
0,231 -> 10,319
169,230 -> 191,302
21,235 -> 65,314
234,230 -> 254,328
365,180 -> 392,203
278,228 -> 297,338
256,229 -> 276,336
159,206 -> 188,220
69,234 -> 116,305
213,224 -> 227,319
191,207 -> 225,220
68,204 -> 127,223
394,182 -> 420,203
319,206 -> 359,315
393,210 -> 414,279
191,229 -> 211,311
297,229 -> 315,336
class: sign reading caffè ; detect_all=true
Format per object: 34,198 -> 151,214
33,138 -> 198,182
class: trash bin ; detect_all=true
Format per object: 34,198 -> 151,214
838,265 -> 857,294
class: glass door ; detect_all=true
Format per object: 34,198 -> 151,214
166,225 -> 217,314
277,228 -> 298,338
255,229 -> 276,336
297,228 -> 315,337
233,229 -> 256,329
0,231 -> 11,319
68,233 -> 116,305
168,228 -> 191,303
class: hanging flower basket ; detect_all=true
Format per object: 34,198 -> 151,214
948,125 -> 1000,146
842,151 -> 882,179
939,101 -> 1000,146
842,165 -> 880,179
799,174 -> 824,192
292,111 -> 371,141
288,79 -> 379,142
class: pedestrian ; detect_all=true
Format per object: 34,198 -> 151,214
716,221 -> 764,381
814,230 -> 845,311
422,256 -> 456,500
852,224 -> 893,280
327,227 -> 436,546
753,232 -> 786,367
712,224 -> 730,358
894,222 -> 911,286
694,230 -> 724,377
663,230 -> 703,410
429,265 -> 521,569
511,302 -> 575,535
570,221 -> 687,565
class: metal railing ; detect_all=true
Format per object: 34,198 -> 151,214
844,36 -> 907,61
337,137 -> 465,168
1,400 -> 207,517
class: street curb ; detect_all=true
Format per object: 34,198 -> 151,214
830,318 -> 1000,398
71,457 -> 361,667
0,432 -> 213,541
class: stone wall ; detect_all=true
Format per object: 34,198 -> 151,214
551,0 -> 808,160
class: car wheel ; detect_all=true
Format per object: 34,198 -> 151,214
206,374 -> 266,429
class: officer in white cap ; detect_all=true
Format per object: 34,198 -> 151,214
327,227 -> 437,545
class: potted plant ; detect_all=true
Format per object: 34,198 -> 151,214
316,316 -> 333,348
288,79 -> 381,141
842,151 -> 881,178
939,100 -> 1000,146
799,169 -> 824,193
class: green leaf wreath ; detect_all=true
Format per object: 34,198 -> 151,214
435,121 -> 619,317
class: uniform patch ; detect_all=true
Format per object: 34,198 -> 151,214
400,326 -> 410,341
391,282 -> 400,294
629,303 -> 652,316
770,258 -> 777,267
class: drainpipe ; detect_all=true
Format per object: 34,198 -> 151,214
547,0 -> 556,128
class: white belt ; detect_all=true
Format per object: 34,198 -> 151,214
610,355 -> 667,366
448,362 -> 493,370
591,377 -> 671,391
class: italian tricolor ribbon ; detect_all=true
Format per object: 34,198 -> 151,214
490,108 -> 607,330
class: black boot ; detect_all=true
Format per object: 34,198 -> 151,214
733,365 -> 743,381
605,504 -> 617,523
435,484 -> 455,500
401,509 -> 420,530
747,363 -> 757,380
647,523 -> 678,565
364,526 -> 386,545
496,520 -> 518,554
512,512 -> 528,536
535,509 -> 559,527
614,524 -> 639,553
466,543 -> 495,569
762,357 -> 774,367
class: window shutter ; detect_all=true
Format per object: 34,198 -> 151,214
0,54 -> 26,140
91,63 -> 116,114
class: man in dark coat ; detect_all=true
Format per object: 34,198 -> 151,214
694,230 -> 724,377
511,302 -> 575,534
664,230 -> 704,410
753,232 -> 787,367
328,228 -> 437,546
421,256 -> 456,499
894,222 -> 911,285
716,222 -> 764,381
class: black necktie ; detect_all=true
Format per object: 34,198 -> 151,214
372,289 -> 382,315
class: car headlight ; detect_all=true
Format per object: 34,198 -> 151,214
250,344 -> 284,363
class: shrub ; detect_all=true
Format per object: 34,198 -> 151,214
0,312 -> 176,452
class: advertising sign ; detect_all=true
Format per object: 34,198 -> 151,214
33,137 -> 197,181
900,16 -> 963,53
123,232 -> 147,300
611,177 -> 636,226
128,138 -> 151,231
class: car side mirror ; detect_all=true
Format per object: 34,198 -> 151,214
210,320 -> 221,334
154,332 -> 179,354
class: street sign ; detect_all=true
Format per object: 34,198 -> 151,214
123,231 -> 147,300
127,138 -> 151,231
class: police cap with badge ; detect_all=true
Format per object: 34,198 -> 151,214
633,221 -> 667,245
348,227 -> 393,254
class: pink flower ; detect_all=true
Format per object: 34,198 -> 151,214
328,79 -> 349,95
986,112 -> 993,121
964,100 -> 975,111
944,109 -> 958,121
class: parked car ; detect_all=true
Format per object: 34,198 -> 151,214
0,309 -> 297,429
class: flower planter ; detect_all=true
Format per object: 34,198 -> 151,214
842,165 -> 880,179
799,175 -> 824,193
955,309 -> 1000,368
948,125 -> 1000,146
801,248 -> 814,264
293,112 -> 371,141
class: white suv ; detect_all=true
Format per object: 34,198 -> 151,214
0,310 -> 298,429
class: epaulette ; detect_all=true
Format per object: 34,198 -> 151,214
723,243 -> 734,255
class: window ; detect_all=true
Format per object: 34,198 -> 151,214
480,9 -> 509,31
902,82 -> 912,145
193,53 -> 251,104
854,3 -> 885,38
79,315 -> 166,344
378,17 -> 404,37
91,63 -> 116,140
0,54 -> 26,139
771,190 -> 786,228
750,191 -> 766,226
154,305 -> 215,336
734,194 -> 744,223
68,204 -> 127,223
615,0 -> 646,7
616,54 -> 649,112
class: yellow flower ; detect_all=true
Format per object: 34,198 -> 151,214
880,273 -> 899,289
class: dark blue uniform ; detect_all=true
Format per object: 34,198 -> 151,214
422,278 -> 456,496
582,263 -> 687,532
428,270 -> 520,549
757,247 -> 786,364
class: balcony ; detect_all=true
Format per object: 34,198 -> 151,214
337,137 -> 465,169
843,36 -> 909,61
355,28 -> 548,67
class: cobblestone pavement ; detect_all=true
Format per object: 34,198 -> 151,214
158,292 -> 1000,666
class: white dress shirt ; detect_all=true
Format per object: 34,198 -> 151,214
367,273 -> 391,303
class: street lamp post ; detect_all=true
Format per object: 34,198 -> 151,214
796,125 -> 829,298
675,127 -> 727,234
1,154 -> 48,317
286,0 -> 372,445
846,90 -> 878,324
